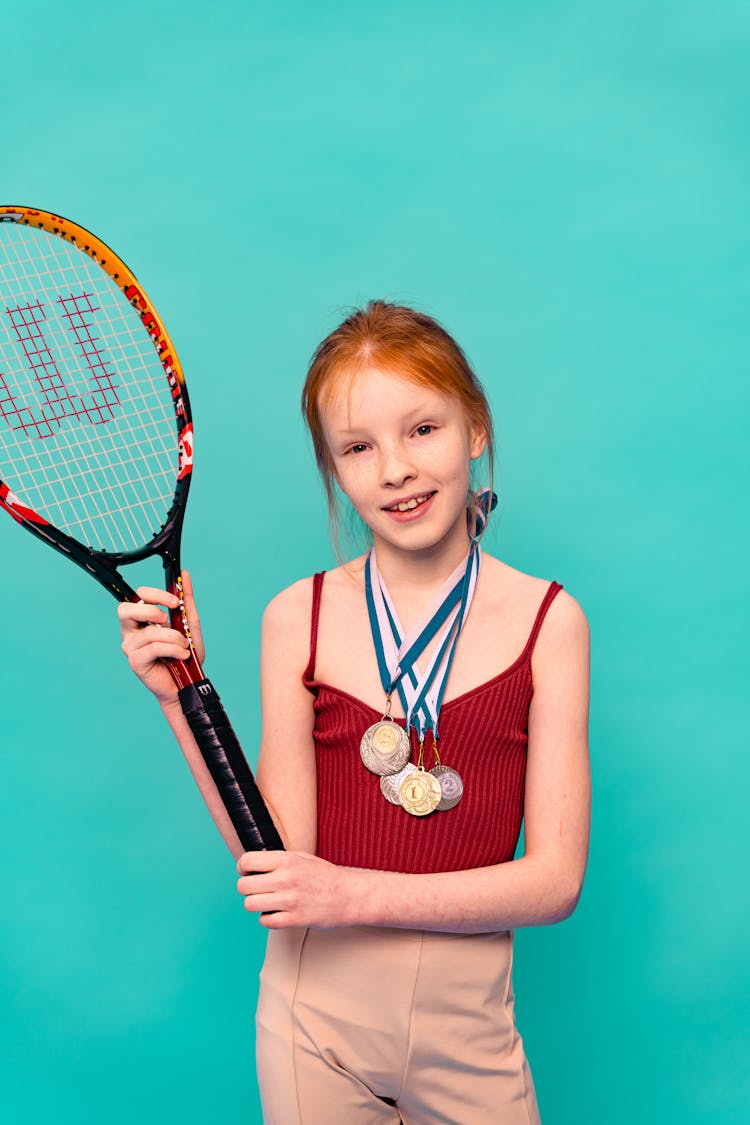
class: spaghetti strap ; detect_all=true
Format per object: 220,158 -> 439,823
522,580 -> 564,662
303,571 -> 326,684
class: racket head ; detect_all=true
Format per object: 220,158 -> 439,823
0,206 -> 194,568
0,210 -> 280,850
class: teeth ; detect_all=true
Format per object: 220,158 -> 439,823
392,495 -> 429,512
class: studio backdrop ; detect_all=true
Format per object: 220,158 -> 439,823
1,3 -> 747,1123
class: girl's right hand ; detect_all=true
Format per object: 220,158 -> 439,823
117,569 -> 205,708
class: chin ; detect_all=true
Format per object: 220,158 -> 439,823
379,520 -> 466,555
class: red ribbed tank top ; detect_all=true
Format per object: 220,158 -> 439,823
303,573 -> 563,874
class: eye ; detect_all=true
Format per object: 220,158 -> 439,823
347,443 -> 369,454
414,424 -> 434,437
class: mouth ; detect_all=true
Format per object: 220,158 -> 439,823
382,491 -> 436,513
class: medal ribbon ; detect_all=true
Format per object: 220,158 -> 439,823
364,544 -> 481,741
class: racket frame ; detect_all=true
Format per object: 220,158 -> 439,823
0,205 -> 201,686
0,206 -> 282,851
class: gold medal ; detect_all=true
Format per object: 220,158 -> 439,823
360,718 -> 411,777
398,767 -> 442,816
430,763 -> 464,811
372,722 -> 402,755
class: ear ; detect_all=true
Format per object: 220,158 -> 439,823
469,423 -> 487,461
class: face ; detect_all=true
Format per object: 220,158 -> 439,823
320,366 -> 486,559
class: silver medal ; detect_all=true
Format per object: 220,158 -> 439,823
380,763 -> 416,805
360,719 -> 411,777
430,763 -> 464,811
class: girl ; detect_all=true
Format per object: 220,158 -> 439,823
118,301 -> 591,1125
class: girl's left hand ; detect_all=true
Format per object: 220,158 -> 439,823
236,851 -> 353,929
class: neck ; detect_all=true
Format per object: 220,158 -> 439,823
372,516 -> 474,598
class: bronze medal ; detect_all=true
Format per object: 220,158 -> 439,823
398,767 -> 442,816
430,763 -> 464,811
360,719 -> 411,777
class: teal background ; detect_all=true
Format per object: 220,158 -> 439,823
1,2 -> 748,1122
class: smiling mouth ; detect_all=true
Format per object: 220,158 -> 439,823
383,492 -> 435,513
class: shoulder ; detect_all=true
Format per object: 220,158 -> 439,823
260,577 -> 316,673
264,556 -> 367,615
263,575 -> 315,630
534,587 -> 590,683
261,557 -> 369,642
479,552 -> 589,650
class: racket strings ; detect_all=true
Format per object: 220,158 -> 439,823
1,295 -> 121,435
0,224 -> 181,554
57,291 -> 122,423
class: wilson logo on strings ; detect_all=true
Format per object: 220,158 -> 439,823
0,291 -> 121,439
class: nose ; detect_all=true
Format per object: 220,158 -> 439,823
379,441 -> 417,489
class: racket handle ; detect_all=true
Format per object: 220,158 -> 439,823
178,679 -> 284,852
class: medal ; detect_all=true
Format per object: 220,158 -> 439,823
380,763 -> 417,805
398,768 -> 442,816
362,501 -> 492,814
427,737 -> 463,811
363,545 -> 477,814
430,764 -> 464,811
360,717 -> 411,776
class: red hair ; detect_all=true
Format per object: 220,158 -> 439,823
301,299 -> 495,537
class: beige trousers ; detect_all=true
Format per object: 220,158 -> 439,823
255,925 -> 542,1125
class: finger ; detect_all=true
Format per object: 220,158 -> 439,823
180,568 -> 205,659
123,625 -> 188,652
126,624 -> 188,647
242,892 -> 285,915
237,850 -> 285,875
135,585 -> 181,607
236,872 -> 282,896
181,569 -> 195,601
181,570 -> 201,623
128,640 -> 192,663
117,602 -> 170,628
259,911 -> 293,929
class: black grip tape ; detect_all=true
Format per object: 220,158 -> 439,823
178,679 -> 284,852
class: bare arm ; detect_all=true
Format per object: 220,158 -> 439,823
238,589 -> 591,932
254,579 -> 318,854
158,700 -> 247,859
117,572 -> 259,860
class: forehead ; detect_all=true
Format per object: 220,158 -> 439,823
320,365 -> 461,430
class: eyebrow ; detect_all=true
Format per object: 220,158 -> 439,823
328,403 -> 444,437
329,425 -> 371,438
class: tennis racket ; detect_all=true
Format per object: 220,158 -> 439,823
0,205 -> 282,853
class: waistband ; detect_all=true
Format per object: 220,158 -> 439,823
302,924 -> 513,944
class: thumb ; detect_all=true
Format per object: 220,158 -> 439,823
181,567 -> 195,602
181,568 -> 205,661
